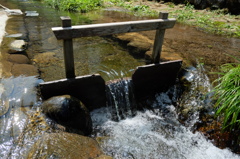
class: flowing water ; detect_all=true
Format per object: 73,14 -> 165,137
91,66 -> 239,159
0,0 -> 240,158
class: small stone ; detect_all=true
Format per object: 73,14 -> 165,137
8,54 -> 30,64
9,40 -> 26,52
11,64 -> 38,77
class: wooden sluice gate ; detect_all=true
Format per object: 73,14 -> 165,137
39,12 -> 182,109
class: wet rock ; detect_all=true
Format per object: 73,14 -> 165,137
96,155 -> 113,159
9,40 -> 27,52
1,61 -> 14,77
8,54 -> 30,64
12,64 -> 38,77
0,94 -> 9,117
42,95 -> 92,135
5,33 -> 23,38
114,33 -> 153,57
27,132 -> 108,159
145,45 -> 182,63
5,9 -> 23,15
33,52 -> 58,65
25,11 -> 39,17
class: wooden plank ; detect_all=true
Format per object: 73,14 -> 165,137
61,16 -> 75,78
52,18 -> 176,40
39,74 -> 106,111
152,12 -> 168,63
132,60 -> 182,100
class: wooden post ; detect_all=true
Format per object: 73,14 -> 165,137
61,16 -> 75,78
152,12 -> 168,64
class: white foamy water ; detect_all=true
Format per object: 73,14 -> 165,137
91,107 -> 240,159
91,65 -> 239,159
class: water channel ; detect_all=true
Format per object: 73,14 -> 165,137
0,0 -> 240,158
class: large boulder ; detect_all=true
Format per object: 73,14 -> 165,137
42,95 -> 92,135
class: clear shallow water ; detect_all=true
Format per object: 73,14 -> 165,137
0,76 -> 44,158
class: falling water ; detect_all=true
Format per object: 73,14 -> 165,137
106,79 -> 135,121
91,66 -> 240,159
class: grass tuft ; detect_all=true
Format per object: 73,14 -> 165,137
212,55 -> 240,130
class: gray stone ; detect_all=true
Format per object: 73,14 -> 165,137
42,95 -> 92,135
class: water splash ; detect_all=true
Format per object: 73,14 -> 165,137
91,107 -> 240,159
91,65 -> 240,159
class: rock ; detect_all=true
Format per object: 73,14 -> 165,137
5,9 -> 23,15
5,33 -> 23,38
0,94 -> 9,117
8,54 -> 30,64
42,95 -> 92,135
96,155 -> 113,159
33,52 -> 58,64
9,40 -> 26,52
115,33 -> 153,57
11,64 -> 38,77
145,45 -> 182,63
1,60 -> 14,77
27,132 -> 108,159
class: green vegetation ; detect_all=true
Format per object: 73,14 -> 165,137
170,3 -> 240,37
43,0 -> 103,12
42,0 -> 240,36
105,0 -> 157,16
105,0 -> 240,37
212,56 -> 240,130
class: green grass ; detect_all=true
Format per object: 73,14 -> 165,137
212,56 -> 240,130
43,0 -> 103,12
170,3 -> 240,37
105,0 -> 240,38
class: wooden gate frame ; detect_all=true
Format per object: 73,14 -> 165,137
52,12 -> 176,78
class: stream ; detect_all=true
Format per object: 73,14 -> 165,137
0,0 -> 240,158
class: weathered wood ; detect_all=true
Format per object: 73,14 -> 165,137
61,16 -> 75,78
132,60 -> 182,100
152,12 -> 168,64
52,18 -> 176,40
39,74 -> 106,110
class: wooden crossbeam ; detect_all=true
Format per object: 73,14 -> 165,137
52,18 -> 176,40
52,12 -> 176,78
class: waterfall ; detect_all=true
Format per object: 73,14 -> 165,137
106,79 -> 135,121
